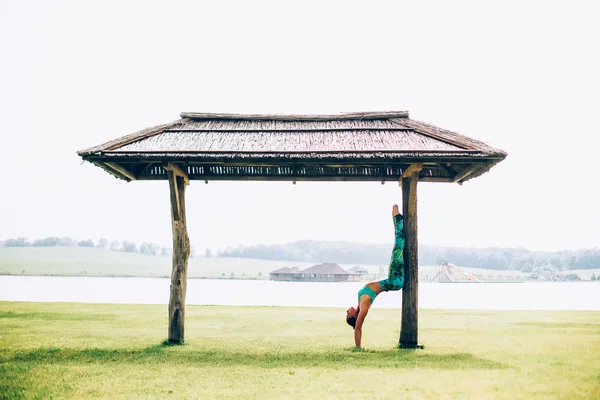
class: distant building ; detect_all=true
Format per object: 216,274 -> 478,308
348,266 -> 369,276
269,266 -> 300,281
269,263 -> 360,282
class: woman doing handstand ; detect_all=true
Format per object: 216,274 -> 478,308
346,204 -> 405,348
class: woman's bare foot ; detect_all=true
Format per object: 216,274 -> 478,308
392,204 -> 400,217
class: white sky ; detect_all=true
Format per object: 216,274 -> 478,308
0,0 -> 598,252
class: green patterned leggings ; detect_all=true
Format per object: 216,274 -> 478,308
378,213 -> 405,291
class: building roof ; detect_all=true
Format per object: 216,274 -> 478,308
269,263 -> 354,275
300,263 -> 352,275
77,111 -> 506,184
269,267 -> 296,274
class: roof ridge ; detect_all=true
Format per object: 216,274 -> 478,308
180,111 -> 409,121
165,128 -> 413,133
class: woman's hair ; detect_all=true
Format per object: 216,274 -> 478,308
346,315 -> 357,329
346,306 -> 359,329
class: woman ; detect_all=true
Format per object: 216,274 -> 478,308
346,204 -> 405,348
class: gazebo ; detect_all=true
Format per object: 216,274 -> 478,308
77,111 -> 506,347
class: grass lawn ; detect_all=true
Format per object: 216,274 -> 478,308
1,302 -> 599,399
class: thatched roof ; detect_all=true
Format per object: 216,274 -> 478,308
77,111 -> 506,184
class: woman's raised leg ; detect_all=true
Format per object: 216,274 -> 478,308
379,206 -> 405,291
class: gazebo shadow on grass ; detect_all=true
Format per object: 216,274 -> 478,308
8,344 -> 510,370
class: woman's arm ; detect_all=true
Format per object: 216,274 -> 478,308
353,306 -> 370,348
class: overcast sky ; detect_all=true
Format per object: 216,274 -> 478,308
0,0 -> 598,252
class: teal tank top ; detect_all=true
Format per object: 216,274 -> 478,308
357,285 -> 377,303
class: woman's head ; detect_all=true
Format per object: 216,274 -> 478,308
346,307 -> 358,329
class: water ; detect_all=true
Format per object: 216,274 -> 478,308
1,276 -> 599,310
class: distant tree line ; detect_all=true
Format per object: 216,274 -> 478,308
218,240 -> 600,271
2,236 -> 599,271
0,236 -> 199,258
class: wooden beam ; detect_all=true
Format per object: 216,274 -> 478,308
167,173 -> 191,344
401,162 -> 423,179
104,162 -> 137,181
437,162 -> 455,176
453,164 -> 480,184
420,177 -> 454,183
138,175 -> 457,183
399,171 -> 423,349
398,162 -> 423,186
168,171 -> 181,222
165,163 -> 189,186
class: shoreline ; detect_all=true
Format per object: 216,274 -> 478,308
0,273 -> 596,283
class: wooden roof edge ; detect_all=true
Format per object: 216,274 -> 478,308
101,149 -> 485,155
458,158 -> 506,184
83,152 -> 505,164
84,157 -> 505,184
76,119 -> 186,156
391,117 -> 507,155
179,111 -> 410,121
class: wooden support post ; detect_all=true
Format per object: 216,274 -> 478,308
399,166 -> 424,349
166,162 -> 189,186
168,171 -> 181,221
167,170 -> 190,344
398,162 -> 423,186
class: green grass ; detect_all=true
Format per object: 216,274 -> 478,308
1,302 -> 599,399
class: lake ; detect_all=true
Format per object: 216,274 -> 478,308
1,276 -> 599,310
